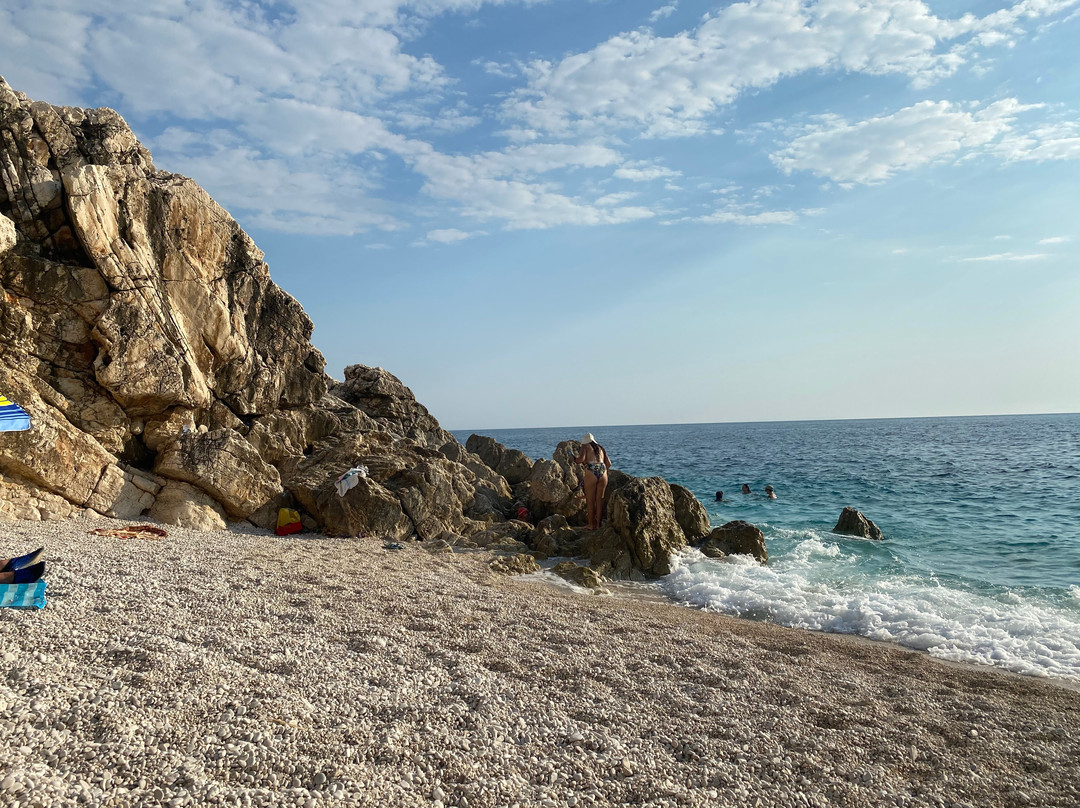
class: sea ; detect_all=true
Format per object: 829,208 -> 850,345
453,414 -> 1080,681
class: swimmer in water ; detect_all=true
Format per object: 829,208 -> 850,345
765,485 -> 777,500
741,483 -> 751,495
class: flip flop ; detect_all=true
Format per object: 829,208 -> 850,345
1,547 -> 42,573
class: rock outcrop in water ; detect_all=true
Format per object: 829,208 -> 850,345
697,520 -> 769,563
832,507 -> 883,540
0,76 -> 727,581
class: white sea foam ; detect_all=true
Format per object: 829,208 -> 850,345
662,543 -> 1080,679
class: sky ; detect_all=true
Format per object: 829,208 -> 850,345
2,0 -> 1079,430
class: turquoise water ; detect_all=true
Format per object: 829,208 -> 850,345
454,414 -> 1080,679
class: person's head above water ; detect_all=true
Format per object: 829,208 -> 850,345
765,485 -> 776,499
715,491 -> 723,501
741,483 -> 751,494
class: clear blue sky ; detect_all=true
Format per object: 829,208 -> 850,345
4,0 -> 1078,429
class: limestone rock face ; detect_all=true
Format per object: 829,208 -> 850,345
832,507 -> 883,541
519,459 -> 583,523
2,77 -> 502,534
0,213 -> 15,254
699,520 -> 768,563
0,76 -> 331,523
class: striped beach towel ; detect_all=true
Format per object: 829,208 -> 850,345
0,579 -> 47,609
0,394 -> 31,432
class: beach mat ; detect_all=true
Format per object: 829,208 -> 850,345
0,579 -> 47,609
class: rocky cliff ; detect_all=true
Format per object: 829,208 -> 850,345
0,76 -> 726,580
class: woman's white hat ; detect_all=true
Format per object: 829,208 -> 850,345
582,433 -> 596,443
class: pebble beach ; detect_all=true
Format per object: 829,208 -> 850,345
2,518 -> 1079,808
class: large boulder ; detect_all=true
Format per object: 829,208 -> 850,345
292,473 -> 412,540
671,483 -> 710,542
148,480 -> 228,531
154,428 -> 281,518
698,521 -> 768,563
832,507 -> 883,541
465,434 -> 534,485
602,476 -> 688,577
699,524 -> 768,561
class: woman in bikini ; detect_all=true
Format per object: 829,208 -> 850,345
573,433 -> 611,530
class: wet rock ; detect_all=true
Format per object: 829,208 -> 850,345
551,561 -> 603,589
832,507 -> 883,540
698,520 -> 768,563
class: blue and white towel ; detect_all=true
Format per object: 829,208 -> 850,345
0,394 -> 31,432
0,579 -> 46,609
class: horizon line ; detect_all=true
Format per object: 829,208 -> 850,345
447,409 -> 1080,434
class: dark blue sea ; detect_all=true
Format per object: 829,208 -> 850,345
454,414 -> 1080,680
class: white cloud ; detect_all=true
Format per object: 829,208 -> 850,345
502,0 -> 1078,138
613,163 -> 682,181
992,120 -> 1080,162
771,99 -> 1034,184
892,248 -> 910,254
689,204 -> 803,226
408,143 -> 655,229
649,4 -> 677,22
425,228 -> 485,243
961,252 -> 1049,262
993,234 -> 1013,240
1038,236 -> 1071,244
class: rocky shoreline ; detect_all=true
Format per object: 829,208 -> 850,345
3,518 -> 1079,808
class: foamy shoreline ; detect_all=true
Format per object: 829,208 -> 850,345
2,518 -> 1079,808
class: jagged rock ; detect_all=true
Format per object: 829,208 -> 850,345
699,520 -> 768,563
437,440 -> 513,522
154,428 -> 281,518
386,458 -> 478,541
464,434 -> 535,486
603,476 -> 689,577
148,480 -> 228,531
551,561 -> 603,589
671,483 -> 711,542
0,381 -> 132,515
84,464 -> 162,519
489,553 -> 540,576
577,526 -> 639,581
468,520 -> 534,552
833,507 -> 883,540
530,514 -> 580,558
519,457 -> 586,524
332,365 -> 454,448
294,473 -> 412,540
